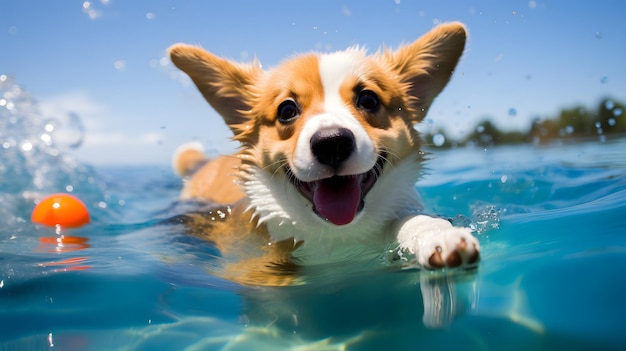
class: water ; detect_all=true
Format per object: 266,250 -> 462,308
2,79 -> 626,350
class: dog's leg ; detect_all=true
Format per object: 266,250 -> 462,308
395,215 -> 480,269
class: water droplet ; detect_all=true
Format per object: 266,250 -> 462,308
48,332 -> 54,348
432,133 -> 445,147
595,31 -> 602,39
600,76 -> 608,84
605,100 -> 615,110
595,121 -> 602,129
113,60 -> 126,71
40,133 -> 52,144
82,1 -> 102,19
613,108 -> 623,117
565,125 -> 574,134
508,108 -> 517,117
476,125 -> 485,133
608,118 -> 616,126
145,12 -> 155,20
500,175 -> 508,183
53,112 -> 85,149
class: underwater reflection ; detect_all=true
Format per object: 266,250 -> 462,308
235,267 -> 478,345
37,234 -> 90,253
36,233 -> 91,271
420,271 -> 473,328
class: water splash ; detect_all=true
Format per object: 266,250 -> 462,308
0,76 -> 107,233
451,204 -> 501,234
48,112 -> 85,149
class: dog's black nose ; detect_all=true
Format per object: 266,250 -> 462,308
310,127 -> 355,169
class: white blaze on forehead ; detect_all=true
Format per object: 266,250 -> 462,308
319,50 -> 363,106
291,49 -> 377,180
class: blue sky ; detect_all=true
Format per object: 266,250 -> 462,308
2,0 -> 625,164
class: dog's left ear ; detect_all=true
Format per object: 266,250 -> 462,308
386,22 -> 466,122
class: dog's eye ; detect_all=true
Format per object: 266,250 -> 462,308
277,99 -> 299,124
356,90 -> 380,112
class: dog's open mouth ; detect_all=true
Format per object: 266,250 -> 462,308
285,154 -> 386,226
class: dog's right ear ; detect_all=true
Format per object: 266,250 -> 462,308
169,44 -> 263,135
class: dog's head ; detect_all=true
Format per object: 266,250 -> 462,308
170,23 -> 465,230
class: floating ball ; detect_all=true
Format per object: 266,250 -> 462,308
31,193 -> 90,228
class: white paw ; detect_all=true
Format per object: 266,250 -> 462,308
396,215 -> 480,269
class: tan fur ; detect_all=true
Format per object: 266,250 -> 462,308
181,202 -> 301,286
179,154 -> 245,204
173,147 -> 206,177
169,23 -> 468,286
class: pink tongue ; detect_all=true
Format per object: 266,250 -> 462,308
313,176 -> 361,226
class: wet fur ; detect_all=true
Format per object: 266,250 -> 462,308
169,22 -> 479,286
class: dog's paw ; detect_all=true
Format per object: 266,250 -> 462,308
423,227 -> 480,268
396,215 -> 480,269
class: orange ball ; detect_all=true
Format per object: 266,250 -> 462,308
31,193 -> 91,228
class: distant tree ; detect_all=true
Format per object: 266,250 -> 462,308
423,97 -> 626,149
529,98 -> 625,143
557,105 -> 595,136
462,119 -> 527,146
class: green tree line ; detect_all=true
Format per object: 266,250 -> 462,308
425,97 -> 626,147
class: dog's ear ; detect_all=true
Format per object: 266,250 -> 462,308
386,22 -> 466,123
169,44 -> 263,135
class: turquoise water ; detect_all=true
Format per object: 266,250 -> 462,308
2,80 -> 626,350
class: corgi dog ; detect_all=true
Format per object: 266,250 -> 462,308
169,22 -> 479,285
